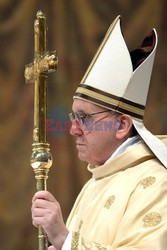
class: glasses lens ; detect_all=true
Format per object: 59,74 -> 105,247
75,113 -> 83,125
69,112 -> 75,121
69,112 -> 84,126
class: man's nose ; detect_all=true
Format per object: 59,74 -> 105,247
70,120 -> 83,136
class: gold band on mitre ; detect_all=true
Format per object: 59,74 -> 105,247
74,84 -> 145,120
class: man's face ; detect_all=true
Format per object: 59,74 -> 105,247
70,99 -> 121,166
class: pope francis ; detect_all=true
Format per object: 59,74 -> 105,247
31,16 -> 167,250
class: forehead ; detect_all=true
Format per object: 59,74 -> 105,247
72,99 -> 104,113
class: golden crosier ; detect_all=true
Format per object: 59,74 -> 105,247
25,11 -> 58,250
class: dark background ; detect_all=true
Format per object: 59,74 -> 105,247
0,0 -> 167,249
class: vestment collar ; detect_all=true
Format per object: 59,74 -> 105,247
88,135 -> 167,179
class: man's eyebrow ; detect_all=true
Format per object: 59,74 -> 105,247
72,109 -> 87,113
78,109 -> 87,113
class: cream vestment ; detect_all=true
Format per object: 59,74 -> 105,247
66,136 -> 167,249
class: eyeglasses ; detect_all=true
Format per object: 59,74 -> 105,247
69,110 -> 111,126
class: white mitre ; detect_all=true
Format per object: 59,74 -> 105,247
74,16 -> 167,168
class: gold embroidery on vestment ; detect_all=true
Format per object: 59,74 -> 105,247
140,176 -> 156,188
81,237 -> 92,249
71,231 -> 79,250
72,233 -> 108,250
143,212 -> 161,227
104,195 -> 115,209
78,220 -> 83,231
94,242 -> 107,249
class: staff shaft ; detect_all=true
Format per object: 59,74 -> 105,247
34,12 -> 47,143
25,10 -> 58,249
34,11 -> 48,250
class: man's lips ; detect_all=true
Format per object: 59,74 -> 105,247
76,142 -> 86,148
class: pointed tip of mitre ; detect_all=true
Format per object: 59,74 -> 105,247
123,27 -> 158,110
78,14 -> 132,97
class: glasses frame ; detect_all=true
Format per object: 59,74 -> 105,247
69,110 -> 111,126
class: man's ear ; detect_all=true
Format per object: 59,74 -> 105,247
115,114 -> 133,140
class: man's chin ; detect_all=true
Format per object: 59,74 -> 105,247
78,152 -> 88,162
78,152 -> 95,165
